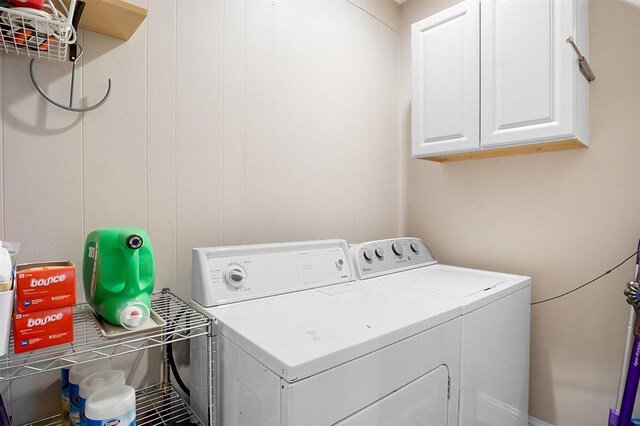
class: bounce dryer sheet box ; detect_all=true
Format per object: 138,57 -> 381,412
13,306 -> 74,353
16,293 -> 75,313
16,261 -> 76,312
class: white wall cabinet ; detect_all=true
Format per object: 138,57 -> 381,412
411,0 -> 589,162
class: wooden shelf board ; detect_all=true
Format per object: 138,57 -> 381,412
422,139 -> 588,163
64,0 -> 147,41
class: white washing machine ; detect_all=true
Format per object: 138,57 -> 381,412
350,238 -> 531,426
190,239 -> 462,425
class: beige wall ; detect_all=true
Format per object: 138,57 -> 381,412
0,0 -> 400,421
400,0 -> 640,424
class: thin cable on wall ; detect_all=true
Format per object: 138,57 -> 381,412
531,251 -> 639,305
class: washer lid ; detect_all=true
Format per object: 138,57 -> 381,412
404,268 -> 508,297
208,282 -> 460,383
378,264 -> 530,314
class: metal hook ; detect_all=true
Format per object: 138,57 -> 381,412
566,36 -> 595,83
29,57 -> 112,113
28,0 -> 110,113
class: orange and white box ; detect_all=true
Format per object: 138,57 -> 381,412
13,306 -> 74,353
16,261 -> 76,313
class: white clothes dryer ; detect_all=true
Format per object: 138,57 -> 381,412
350,238 -> 531,426
190,240 -> 462,426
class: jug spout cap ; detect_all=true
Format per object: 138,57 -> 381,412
118,231 -> 144,250
119,300 -> 150,329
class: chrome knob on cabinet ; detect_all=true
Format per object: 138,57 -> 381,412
391,242 -> 403,256
410,242 -> 419,254
224,266 -> 247,289
363,249 -> 374,261
375,248 -> 384,259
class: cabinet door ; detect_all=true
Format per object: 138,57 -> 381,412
411,0 -> 479,158
481,0 -> 576,148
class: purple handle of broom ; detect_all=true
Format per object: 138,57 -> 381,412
619,336 -> 640,426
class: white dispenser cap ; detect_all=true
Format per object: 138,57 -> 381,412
0,247 -> 11,285
85,385 -> 136,421
79,370 -> 126,399
69,358 -> 112,385
119,301 -> 150,330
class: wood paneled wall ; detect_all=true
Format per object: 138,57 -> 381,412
0,0 -> 400,306
1,1 -> 399,420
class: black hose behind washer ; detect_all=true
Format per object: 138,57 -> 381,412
167,333 -> 190,397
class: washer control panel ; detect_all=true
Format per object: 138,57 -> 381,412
350,238 -> 436,279
192,239 -> 354,307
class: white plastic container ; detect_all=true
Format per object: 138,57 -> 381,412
0,246 -> 12,292
85,385 -> 136,426
69,359 -> 112,426
0,289 -> 14,357
79,370 -> 126,426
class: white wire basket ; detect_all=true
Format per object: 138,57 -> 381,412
0,0 -> 77,61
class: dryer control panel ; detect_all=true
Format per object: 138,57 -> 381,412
192,239 -> 354,307
351,238 -> 436,279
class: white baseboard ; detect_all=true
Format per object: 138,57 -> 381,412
529,416 -> 554,426
474,392 -> 552,426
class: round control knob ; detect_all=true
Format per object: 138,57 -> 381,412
363,249 -> 374,261
224,266 -> 247,289
375,248 -> 384,259
410,242 -> 419,254
335,258 -> 345,270
391,242 -> 403,256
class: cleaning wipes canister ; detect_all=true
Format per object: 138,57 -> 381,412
69,359 -> 112,426
85,385 -> 136,426
79,370 -> 126,426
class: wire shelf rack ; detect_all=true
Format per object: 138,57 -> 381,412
24,383 -> 203,425
0,290 -> 210,382
0,0 -> 77,61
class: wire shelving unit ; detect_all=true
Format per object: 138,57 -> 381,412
0,289 -> 215,425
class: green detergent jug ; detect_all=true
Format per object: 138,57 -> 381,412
83,228 -> 155,329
